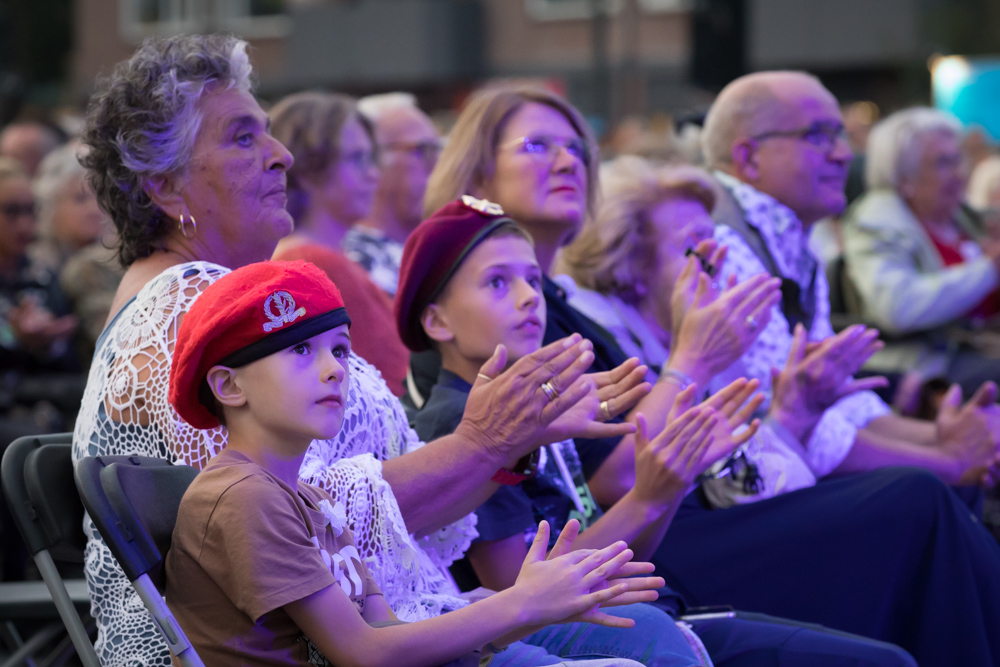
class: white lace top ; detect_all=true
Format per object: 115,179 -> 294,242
72,261 -> 474,667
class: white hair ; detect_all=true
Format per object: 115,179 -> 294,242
967,154 -> 1000,210
357,92 -> 418,123
33,142 -> 88,239
865,107 -> 963,190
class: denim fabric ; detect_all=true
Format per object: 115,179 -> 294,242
500,605 -> 705,667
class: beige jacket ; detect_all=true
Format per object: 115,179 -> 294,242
842,189 -> 998,335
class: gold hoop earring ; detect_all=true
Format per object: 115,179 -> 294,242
179,214 -> 197,240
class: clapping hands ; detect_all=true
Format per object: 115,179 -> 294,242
511,520 -> 663,629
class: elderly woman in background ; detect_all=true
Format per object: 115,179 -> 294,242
30,142 -> 121,357
269,91 -> 409,394
30,142 -> 111,273
73,36 -> 637,667
843,107 -> 1000,394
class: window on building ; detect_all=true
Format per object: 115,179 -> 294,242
524,0 -> 625,22
121,0 -> 290,41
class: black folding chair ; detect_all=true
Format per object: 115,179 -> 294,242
1,434 -> 99,667
74,455 -> 204,667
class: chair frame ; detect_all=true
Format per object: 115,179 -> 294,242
74,455 -> 204,667
1,434 -> 99,667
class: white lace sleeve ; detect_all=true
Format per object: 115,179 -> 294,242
72,262 -> 230,667
300,353 -> 471,621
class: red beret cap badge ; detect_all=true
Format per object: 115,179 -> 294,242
263,291 -> 307,332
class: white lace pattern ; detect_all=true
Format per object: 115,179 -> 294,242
72,261 -> 474,666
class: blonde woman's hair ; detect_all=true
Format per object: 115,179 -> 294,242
558,156 -> 716,305
423,84 -> 599,217
269,91 -> 374,220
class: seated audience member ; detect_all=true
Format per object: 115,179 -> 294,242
346,92 -> 442,296
399,196 -> 917,667
30,143 -> 121,359
270,92 -> 408,395
166,259 -> 655,667
842,107 -> 1000,393
72,35 -> 658,667
417,81 -> 1000,666
0,156 -> 79,386
30,142 -> 111,274
0,120 -> 62,177
557,156 -> 885,505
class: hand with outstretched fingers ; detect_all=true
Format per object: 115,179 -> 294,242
544,357 -> 652,442
770,323 -> 888,444
543,520 -> 664,617
936,381 -> 1000,485
455,335 -> 606,465
667,379 -> 763,474
512,521 -> 639,628
666,246 -> 781,385
632,410 -> 718,507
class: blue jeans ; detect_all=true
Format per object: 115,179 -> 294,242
493,605 -> 704,667
491,603 -> 915,667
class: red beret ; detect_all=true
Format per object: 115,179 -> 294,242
394,196 -> 517,351
169,260 -> 351,430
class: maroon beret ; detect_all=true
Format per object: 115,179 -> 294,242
394,196 -> 516,351
169,260 -> 351,430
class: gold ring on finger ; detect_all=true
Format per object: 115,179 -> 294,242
541,380 -> 559,403
599,400 -> 611,421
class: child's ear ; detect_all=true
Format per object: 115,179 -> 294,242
144,172 -> 189,223
732,140 -> 760,182
421,304 -> 455,345
205,365 -> 246,409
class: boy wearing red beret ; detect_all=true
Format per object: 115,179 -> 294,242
165,259 -> 656,667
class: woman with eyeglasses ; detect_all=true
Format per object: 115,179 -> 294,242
270,91 -> 409,395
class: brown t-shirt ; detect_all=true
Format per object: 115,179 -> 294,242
165,448 -> 381,666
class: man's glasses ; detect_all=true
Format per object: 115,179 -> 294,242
0,202 -> 35,219
505,135 -> 590,164
751,121 -> 848,153
383,140 -> 442,164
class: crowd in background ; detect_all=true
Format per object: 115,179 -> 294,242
3,32 -> 1000,667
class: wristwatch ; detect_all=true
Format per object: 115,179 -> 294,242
491,449 -> 541,485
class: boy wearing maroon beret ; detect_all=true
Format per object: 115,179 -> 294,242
165,259 -> 655,667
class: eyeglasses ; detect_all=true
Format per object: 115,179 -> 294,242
505,135 -> 590,164
337,149 -> 379,171
383,140 -> 442,164
0,202 -> 35,219
751,121 -> 848,153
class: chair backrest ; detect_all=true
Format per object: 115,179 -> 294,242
2,433 -> 82,561
74,455 -> 198,592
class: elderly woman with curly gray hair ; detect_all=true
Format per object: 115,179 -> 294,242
72,34 -> 647,667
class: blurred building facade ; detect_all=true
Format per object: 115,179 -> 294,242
65,0 -> 998,126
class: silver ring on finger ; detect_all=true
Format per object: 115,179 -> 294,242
541,380 -> 560,403
599,400 -> 611,421
746,314 -> 759,331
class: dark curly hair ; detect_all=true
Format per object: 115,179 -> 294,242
80,34 -> 254,266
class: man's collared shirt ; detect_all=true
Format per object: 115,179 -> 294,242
343,226 -> 404,296
710,172 -> 890,477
